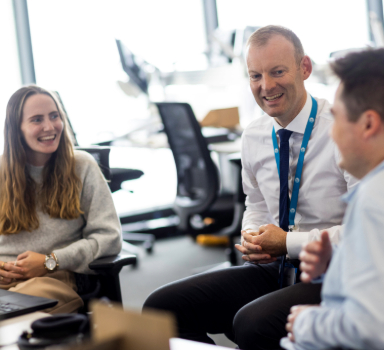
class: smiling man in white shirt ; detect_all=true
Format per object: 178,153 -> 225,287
143,25 -> 356,350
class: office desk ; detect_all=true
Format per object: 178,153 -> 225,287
108,146 -> 176,220
209,139 -> 241,194
0,315 -> 235,350
0,312 -> 48,350
108,139 -> 242,231
109,141 -> 241,217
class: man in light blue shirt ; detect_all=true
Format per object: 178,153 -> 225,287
281,48 -> 384,350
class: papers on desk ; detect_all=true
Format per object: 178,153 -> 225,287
170,338 -> 233,350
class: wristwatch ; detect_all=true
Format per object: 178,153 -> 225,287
44,253 -> 59,272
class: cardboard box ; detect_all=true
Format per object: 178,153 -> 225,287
91,302 -> 176,350
57,301 -> 233,350
61,301 -> 176,350
200,107 -> 240,129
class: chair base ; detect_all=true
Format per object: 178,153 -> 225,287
196,234 -> 229,246
122,232 -> 155,254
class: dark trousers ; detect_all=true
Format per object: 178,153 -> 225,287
143,261 -> 322,350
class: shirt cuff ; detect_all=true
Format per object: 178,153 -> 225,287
242,224 -> 259,231
311,274 -> 325,284
286,231 -> 309,258
280,337 -> 298,350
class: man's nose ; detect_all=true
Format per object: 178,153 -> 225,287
261,75 -> 276,92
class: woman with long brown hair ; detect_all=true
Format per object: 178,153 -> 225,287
0,85 -> 122,313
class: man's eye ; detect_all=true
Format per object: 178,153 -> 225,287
274,70 -> 284,75
250,74 -> 261,80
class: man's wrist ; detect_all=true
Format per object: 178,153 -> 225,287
283,230 -> 288,255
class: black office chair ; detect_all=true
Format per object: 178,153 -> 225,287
75,253 -> 136,312
74,146 -> 155,255
53,90 -> 155,254
154,102 -> 244,265
66,146 -> 137,311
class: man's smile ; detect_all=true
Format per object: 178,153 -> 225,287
264,93 -> 284,102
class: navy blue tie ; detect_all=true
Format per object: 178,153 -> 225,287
277,129 -> 293,232
277,129 -> 293,288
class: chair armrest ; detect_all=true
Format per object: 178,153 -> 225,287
89,253 -> 137,275
109,168 -> 144,192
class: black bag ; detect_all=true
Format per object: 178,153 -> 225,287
17,313 -> 89,349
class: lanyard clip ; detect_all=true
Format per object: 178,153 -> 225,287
288,225 -> 295,232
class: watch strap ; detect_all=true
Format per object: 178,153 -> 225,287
51,252 -> 59,269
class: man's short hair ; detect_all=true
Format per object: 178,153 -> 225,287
246,25 -> 305,65
331,48 -> 384,122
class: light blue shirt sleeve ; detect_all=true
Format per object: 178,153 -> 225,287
282,165 -> 384,350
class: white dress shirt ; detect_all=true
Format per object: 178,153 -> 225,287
281,159 -> 384,350
241,92 -> 357,258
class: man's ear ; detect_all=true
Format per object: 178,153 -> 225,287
301,56 -> 312,81
361,110 -> 383,140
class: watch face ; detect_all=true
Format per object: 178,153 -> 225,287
46,258 -> 57,270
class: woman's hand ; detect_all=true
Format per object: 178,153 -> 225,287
0,261 -> 25,284
13,251 -> 48,280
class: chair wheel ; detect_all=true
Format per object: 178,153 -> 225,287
143,241 -> 154,254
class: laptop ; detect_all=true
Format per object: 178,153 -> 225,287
0,289 -> 58,321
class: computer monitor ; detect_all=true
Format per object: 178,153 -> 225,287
116,39 -> 149,95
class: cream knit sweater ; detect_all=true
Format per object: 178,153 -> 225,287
0,150 -> 122,274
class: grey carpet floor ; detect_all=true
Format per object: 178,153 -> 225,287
119,235 -> 240,348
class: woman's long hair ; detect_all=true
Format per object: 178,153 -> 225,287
0,85 -> 83,235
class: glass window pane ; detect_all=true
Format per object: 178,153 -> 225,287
28,0 -> 206,146
0,0 -> 22,154
217,0 -> 370,65
216,0 -> 371,106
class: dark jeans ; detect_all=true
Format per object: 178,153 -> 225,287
143,262 -> 322,350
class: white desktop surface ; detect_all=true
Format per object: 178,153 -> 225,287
108,146 -> 177,217
0,312 -> 48,349
209,141 -> 241,194
208,138 -> 241,154
170,338 -> 233,350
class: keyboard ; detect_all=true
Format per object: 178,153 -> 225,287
0,302 -> 23,314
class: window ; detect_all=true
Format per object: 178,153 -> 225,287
0,0 -> 22,154
216,0 -> 371,105
217,0 -> 370,65
27,0 -> 206,146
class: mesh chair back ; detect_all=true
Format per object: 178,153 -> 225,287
75,147 -> 111,181
154,103 -> 220,225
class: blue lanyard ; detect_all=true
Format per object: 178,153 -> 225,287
272,96 -> 318,230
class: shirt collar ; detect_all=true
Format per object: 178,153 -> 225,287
341,159 -> 384,203
272,91 -> 312,134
